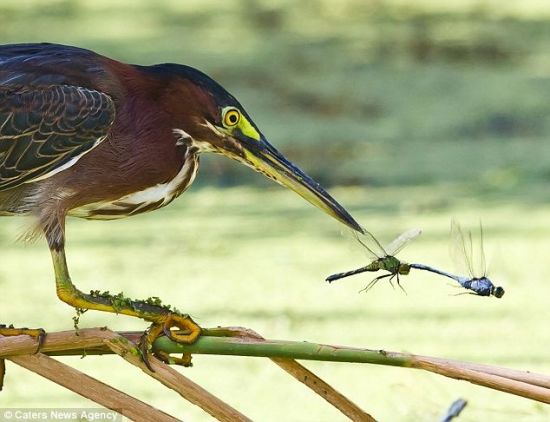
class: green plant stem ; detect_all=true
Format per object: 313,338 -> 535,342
0,328 -> 374,421
2,328 -> 550,405
153,335 -> 410,366
152,333 -> 550,405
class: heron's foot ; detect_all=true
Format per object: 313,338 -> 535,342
0,324 -> 46,353
154,350 -> 193,367
0,325 -> 46,391
138,313 -> 201,371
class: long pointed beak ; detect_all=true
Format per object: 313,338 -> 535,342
240,136 -> 364,233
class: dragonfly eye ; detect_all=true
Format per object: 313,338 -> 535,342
493,286 -> 505,298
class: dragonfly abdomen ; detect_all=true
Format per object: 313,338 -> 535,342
326,264 -> 377,282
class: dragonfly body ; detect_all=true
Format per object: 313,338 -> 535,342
462,277 -> 499,297
447,220 -> 505,298
327,223 -> 505,299
377,256 -> 410,275
409,263 -> 505,298
326,228 -> 420,289
326,255 -> 410,283
440,398 -> 468,422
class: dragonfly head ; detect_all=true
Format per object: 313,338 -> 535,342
398,262 -> 411,275
492,285 -> 505,298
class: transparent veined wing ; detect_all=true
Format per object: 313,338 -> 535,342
477,220 -> 488,278
384,228 -> 422,257
352,229 -> 387,259
450,219 -> 475,278
326,228 -> 388,283
450,219 -> 487,278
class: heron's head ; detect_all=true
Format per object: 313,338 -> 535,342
156,63 -> 363,233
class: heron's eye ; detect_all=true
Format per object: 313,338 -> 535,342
223,109 -> 240,127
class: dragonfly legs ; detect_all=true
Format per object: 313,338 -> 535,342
393,273 -> 407,294
359,272 -> 407,294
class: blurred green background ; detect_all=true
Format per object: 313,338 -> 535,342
1,0 -> 550,420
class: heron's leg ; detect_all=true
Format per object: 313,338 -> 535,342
46,222 -> 200,368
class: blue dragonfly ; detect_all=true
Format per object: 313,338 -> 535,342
411,220 -> 504,298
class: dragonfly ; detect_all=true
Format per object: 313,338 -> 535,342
327,221 -> 505,298
409,264 -> 504,297
410,220 -> 505,298
440,398 -> 468,422
326,228 -> 422,292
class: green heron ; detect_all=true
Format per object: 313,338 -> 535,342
0,43 -> 362,363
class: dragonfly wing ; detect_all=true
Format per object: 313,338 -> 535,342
384,228 -> 422,256
353,229 -> 386,259
478,220 -> 488,277
450,219 -> 475,278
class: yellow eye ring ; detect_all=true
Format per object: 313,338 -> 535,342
223,109 -> 240,127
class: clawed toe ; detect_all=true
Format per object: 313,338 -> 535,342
154,350 -> 193,367
0,324 -> 46,354
161,313 -> 201,343
138,313 -> 201,371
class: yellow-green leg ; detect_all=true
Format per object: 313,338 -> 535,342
50,248 -> 200,368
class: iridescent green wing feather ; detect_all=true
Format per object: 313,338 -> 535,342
0,85 -> 115,191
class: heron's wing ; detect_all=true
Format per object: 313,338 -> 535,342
0,85 -> 115,191
384,228 -> 422,256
